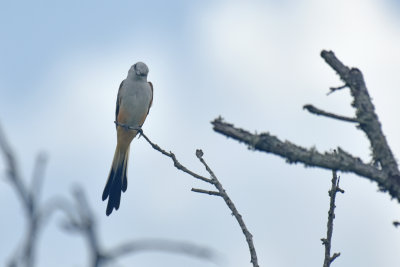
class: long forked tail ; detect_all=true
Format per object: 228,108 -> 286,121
102,144 -> 130,216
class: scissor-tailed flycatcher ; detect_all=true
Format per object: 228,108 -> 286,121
102,62 -> 153,216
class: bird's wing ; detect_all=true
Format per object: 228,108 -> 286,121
115,80 -> 125,128
115,80 -> 125,125
147,81 -> 154,115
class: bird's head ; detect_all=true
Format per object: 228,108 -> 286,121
129,62 -> 149,78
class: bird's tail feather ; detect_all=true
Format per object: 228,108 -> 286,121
102,144 -> 130,216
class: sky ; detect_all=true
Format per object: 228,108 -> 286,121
1,0 -> 400,266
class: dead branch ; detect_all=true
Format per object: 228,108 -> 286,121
0,124 -> 60,267
0,123 -> 31,267
0,123 -> 219,267
303,104 -> 358,123
139,132 -> 259,267
107,239 -> 217,261
320,51 -> 399,179
321,170 -> 344,267
62,187 -> 219,267
211,50 -> 400,201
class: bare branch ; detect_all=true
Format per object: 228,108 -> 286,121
73,188 -> 186,266
0,124 -> 37,267
138,132 -> 259,267
327,84 -> 348,95
140,133 -> 213,183
303,104 -> 358,123
321,50 -> 400,179
0,123 -> 70,267
59,187 -> 104,267
107,239 -> 219,263
330,253 -> 341,263
191,188 -> 222,196
39,196 -> 77,227
59,186 -> 221,267
0,124 -> 31,214
195,150 -> 259,267
322,170 -> 343,267
212,117 -> 395,189
29,153 -> 48,203
1,121 -> 220,267
212,50 -> 400,201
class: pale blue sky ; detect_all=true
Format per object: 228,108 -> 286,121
1,1 -> 400,266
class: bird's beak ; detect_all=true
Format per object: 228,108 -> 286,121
135,69 -> 141,76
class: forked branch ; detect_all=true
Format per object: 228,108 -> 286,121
140,132 -> 259,267
212,50 -> 400,201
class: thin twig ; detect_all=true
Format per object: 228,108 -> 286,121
61,186 -> 219,267
139,132 -> 213,183
195,149 -> 259,267
138,131 -> 259,267
30,153 -> 48,204
321,170 -> 344,267
303,104 -> 359,123
0,124 -> 37,267
0,124 -> 31,213
107,239 -> 219,263
327,84 -> 348,95
191,188 -> 222,196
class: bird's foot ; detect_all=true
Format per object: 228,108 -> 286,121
136,126 -> 143,138
115,121 -> 143,134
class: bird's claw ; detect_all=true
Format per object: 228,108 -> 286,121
115,121 -> 143,136
136,127 -> 143,138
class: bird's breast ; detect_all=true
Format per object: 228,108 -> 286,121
118,82 -> 152,127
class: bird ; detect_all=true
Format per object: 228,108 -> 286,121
102,62 -> 153,216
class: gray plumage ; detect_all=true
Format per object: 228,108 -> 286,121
103,62 -> 153,216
